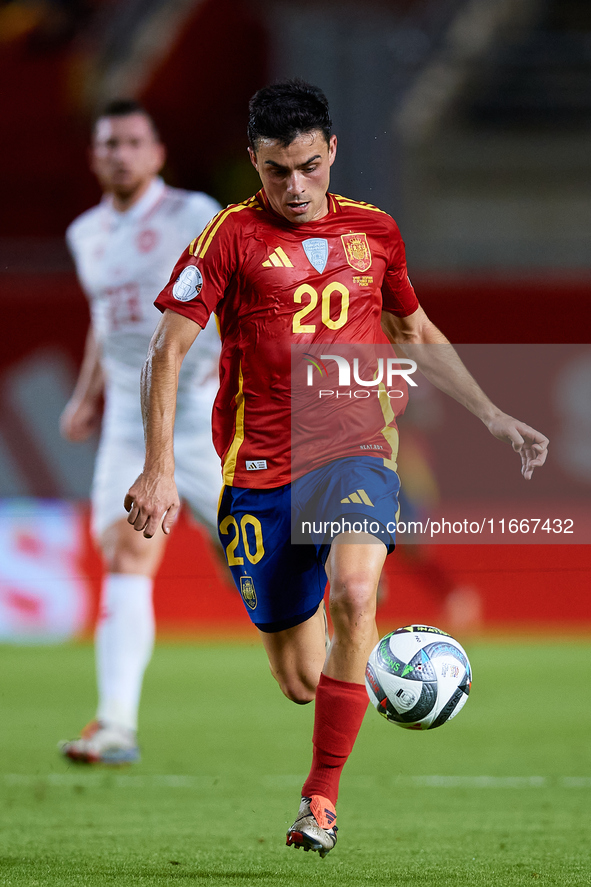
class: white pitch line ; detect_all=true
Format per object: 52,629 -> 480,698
262,775 -> 558,789
402,775 -> 549,788
1,774 -> 590,789
1,773 -> 216,788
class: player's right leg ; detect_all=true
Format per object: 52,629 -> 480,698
218,483 -> 337,853
257,605 -> 327,704
218,483 -> 329,704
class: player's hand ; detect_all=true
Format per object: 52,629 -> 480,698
485,412 -> 549,480
60,397 -> 101,442
124,472 -> 180,537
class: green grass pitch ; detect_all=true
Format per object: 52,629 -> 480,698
1,637 -> 590,886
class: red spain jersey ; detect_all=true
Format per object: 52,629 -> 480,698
155,190 -> 419,488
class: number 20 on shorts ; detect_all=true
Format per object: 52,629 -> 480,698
219,514 -> 265,566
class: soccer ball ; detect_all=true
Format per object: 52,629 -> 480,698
365,625 -> 472,730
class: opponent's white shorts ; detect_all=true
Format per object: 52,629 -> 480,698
91,379 -> 221,540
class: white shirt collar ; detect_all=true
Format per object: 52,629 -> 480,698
102,176 -> 166,226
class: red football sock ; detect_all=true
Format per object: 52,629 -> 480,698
301,673 -> 369,806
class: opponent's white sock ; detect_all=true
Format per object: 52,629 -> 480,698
95,573 -> 155,733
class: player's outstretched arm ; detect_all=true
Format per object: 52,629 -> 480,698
124,309 -> 202,537
381,306 -> 549,479
483,414 -> 548,480
60,325 -> 104,442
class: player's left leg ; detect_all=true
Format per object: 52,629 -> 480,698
286,533 -> 387,856
94,517 -> 167,731
302,533 -> 386,794
287,456 -> 400,855
59,413 -> 165,765
324,531 -> 386,682
59,518 -> 167,765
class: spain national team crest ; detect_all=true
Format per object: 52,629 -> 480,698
239,576 -> 257,610
341,233 -> 372,272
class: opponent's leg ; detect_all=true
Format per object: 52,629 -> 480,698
97,518 -> 168,732
287,532 -> 387,856
60,518 -> 167,764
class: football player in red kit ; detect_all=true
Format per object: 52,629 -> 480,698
125,80 -> 548,857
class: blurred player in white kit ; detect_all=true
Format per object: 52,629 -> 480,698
59,99 -> 222,764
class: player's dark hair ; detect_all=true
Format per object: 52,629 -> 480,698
94,98 -> 160,140
247,79 -> 332,150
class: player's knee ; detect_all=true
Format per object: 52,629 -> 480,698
329,573 -> 377,629
282,679 -> 316,705
269,664 -> 317,705
102,522 -> 164,575
106,544 -> 144,574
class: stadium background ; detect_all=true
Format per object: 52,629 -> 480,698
0,0 -> 590,643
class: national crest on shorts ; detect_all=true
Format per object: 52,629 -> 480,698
341,233 -> 372,272
240,576 -> 257,610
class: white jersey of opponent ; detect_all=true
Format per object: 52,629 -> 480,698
67,176 -> 221,390
67,177 -> 222,536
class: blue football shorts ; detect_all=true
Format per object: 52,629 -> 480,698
217,456 -> 400,633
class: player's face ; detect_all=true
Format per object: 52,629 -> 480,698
249,130 -> 337,224
91,113 -> 165,201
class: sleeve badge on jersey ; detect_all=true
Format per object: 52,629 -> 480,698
172,265 -> 203,302
341,233 -> 372,272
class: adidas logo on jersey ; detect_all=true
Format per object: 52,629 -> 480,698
341,489 -> 374,506
262,247 -> 293,268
